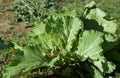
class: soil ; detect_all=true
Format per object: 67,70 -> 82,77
0,0 -> 33,40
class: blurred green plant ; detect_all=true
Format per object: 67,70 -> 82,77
13,0 -> 60,25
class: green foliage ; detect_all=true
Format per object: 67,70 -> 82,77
3,45 -> 47,78
0,39 -> 13,58
14,0 -> 60,24
0,1 -> 120,78
83,1 -> 118,35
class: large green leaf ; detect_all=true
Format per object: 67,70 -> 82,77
93,57 -> 116,73
83,1 -> 119,52
0,39 -> 12,57
75,30 -> 116,73
3,44 -> 47,78
65,17 -> 83,52
75,30 -> 103,61
83,1 -> 118,35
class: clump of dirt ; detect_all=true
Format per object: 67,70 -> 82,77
0,14 -> 9,28
0,11 -> 32,41
11,22 -> 32,34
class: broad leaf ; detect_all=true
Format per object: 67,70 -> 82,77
75,30 -> 116,73
75,30 -> 103,61
93,57 -> 116,73
83,1 -> 118,35
0,39 -> 12,57
83,1 -> 119,52
3,45 -> 47,78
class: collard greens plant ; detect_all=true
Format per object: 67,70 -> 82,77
0,1 -> 119,78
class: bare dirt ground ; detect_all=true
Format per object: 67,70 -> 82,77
0,0 -> 32,40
